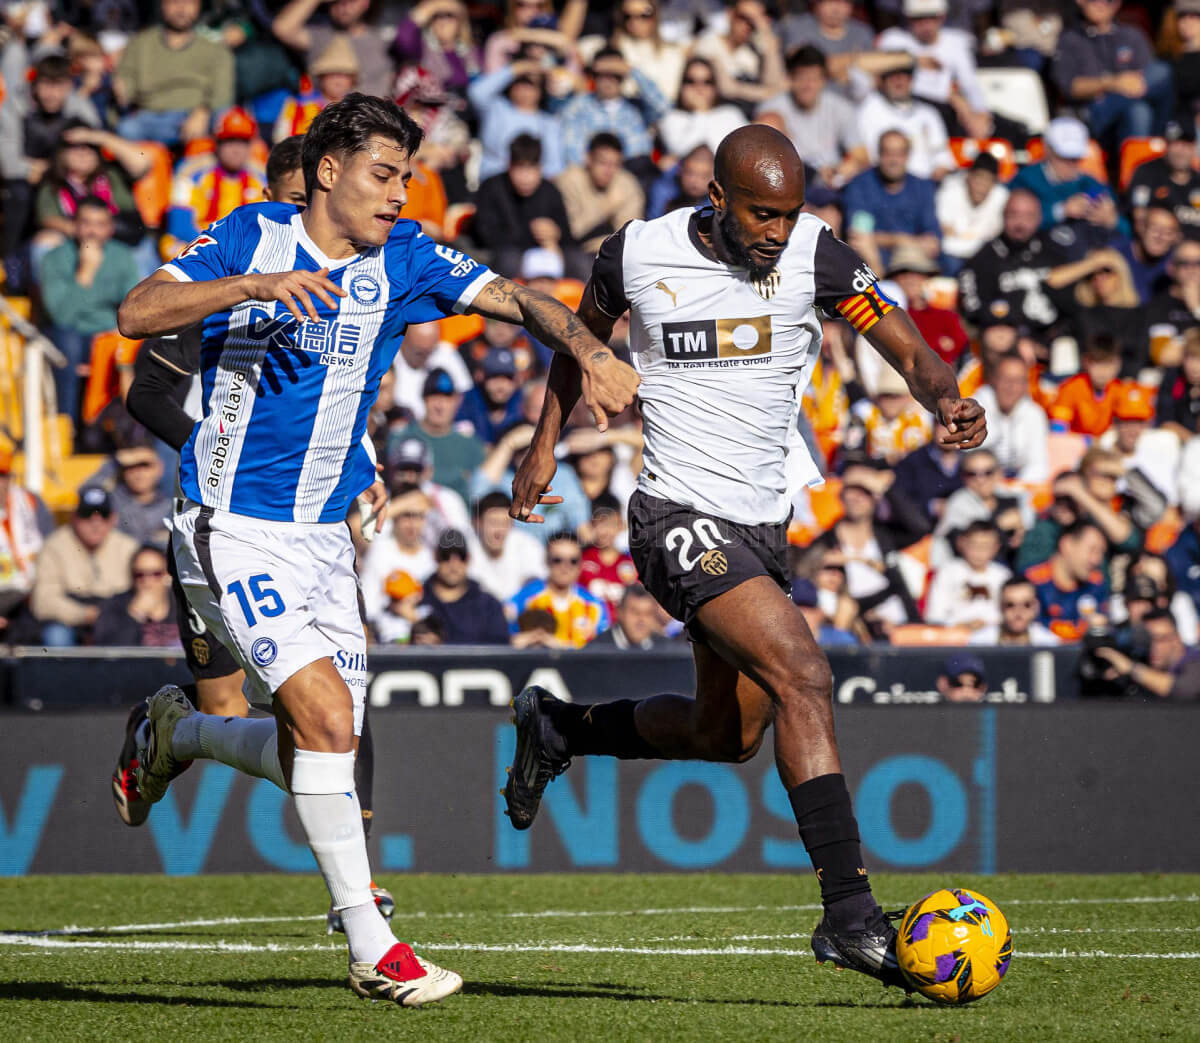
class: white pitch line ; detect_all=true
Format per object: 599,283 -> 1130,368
2,934 -> 1200,960
13,894 -> 1197,941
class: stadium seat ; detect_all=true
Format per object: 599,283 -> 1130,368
1119,136 -> 1167,191
890,624 -> 973,646
129,141 -> 173,230
949,137 -> 1018,182
438,312 -> 485,346
83,331 -> 142,425
443,202 -> 476,242
976,67 -> 1050,135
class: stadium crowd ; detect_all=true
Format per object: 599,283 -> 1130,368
1,0 -> 1200,696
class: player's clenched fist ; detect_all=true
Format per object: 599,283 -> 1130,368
936,397 -> 987,450
579,348 -> 640,432
242,267 -> 347,324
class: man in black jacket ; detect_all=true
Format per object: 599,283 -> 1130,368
420,530 -> 510,645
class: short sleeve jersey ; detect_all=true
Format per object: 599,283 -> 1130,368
161,203 -> 494,522
591,206 -> 896,524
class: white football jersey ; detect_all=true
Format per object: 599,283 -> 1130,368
592,206 -> 896,525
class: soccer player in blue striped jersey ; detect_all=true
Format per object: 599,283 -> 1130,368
114,93 -> 639,1009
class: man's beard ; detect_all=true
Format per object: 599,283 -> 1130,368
716,209 -> 777,281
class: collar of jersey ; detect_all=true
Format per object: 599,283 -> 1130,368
290,212 -> 369,272
687,205 -> 723,265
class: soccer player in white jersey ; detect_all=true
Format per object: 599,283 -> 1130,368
113,93 -> 638,1009
505,125 -> 987,993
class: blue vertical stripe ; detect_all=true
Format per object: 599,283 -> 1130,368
973,706 -> 998,874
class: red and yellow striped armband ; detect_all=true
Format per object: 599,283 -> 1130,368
835,283 -> 897,335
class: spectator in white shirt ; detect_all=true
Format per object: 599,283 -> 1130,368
970,576 -> 1061,646
359,483 -> 437,625
936,152 -> 1009,268
391,321 -> 473,421
384,436 -> 471,546
657,57 -> 748,161
857,56 -> 954,180
467,490 -> 547,601
973,352 -> 1051,483
924,519 -> 1012,628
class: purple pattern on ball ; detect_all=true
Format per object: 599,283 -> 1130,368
997,957 -> 1010,978
911,913 -> 935,942
956,891 -> 975,905
935,952 -> 960,982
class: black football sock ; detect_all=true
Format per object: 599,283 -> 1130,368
547,699 -> 660,759
181,682 -> 200,706
788,773 -> 877,929
356,707 -> 375,841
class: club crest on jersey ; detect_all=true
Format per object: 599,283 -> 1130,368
176,234 -> 217,259
661,316 -> 773,365
348,273 -> 381,305
752,268 -> 781,300
251,637 -> 278,666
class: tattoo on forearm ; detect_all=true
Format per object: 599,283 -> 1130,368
590,351 -> 608,364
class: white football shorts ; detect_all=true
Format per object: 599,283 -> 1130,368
172,499 -> 367,734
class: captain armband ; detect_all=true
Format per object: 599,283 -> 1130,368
835,283 -> 897,335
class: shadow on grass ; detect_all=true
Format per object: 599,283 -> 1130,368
466,979 -> 906,1009
0,981 -> 283,1009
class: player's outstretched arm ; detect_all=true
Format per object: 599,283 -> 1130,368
865,308 -> 987,450
468,275 -> 637,431
118,268 -> 346,339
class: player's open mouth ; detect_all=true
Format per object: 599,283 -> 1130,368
376,214 -> 398,229
752,245 -> 782,260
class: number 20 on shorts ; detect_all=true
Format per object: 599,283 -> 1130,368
226,573 -> 286,627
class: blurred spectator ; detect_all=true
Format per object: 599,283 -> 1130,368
647,143 -> 714,219
756,46 -> 866,189
856,56 -> 953,181
264,135 -> 308,206
1049,249 -> 1146,373
1128,120 -> 1200,241
1091,608 -> 1200,700
558,47 -> 668,171
418,529 -> 510,644
115,0 -> 234,146
580,492 -> 637,617
68,32 -> 117,126
92,542 -> 178,646
163,107 -> 266,256
970,576 -> 1061,645
1,54 -> 99,276
893,420 -> 964,521
877,0 -> 988,138
842,130 -> 940,272
958,189 -> 1068,337
936,152 -> 1009,269
1102,385 -> 1172,520
806,546 -> 868,639
1110,551 -> 1200,645
455,347 -> 522,446
973,353 -> 1050,482
375,568 -> 425,643
809,459 -> 926,639
395,67 -> 473,192
273,36 -> 359,142
1147,241 -> 1200,368
1048,334 -> 1123,435
791,575 -> 860,646
1025,519 -> 1110,641
272,0 -> 393,99
473,133 -> 575,278
110,444 -> 170,547
598,0 -> 690,101
510,606 -> 565,648
589,582 -> 669,649
467,490 -> 547,601
556,132 -> 645,256
657,56 -> 747,160
31,486 -> 137,646
924,519 -> 1012,629
932,447 -> 1028,567
1052,0 -> 1173,148
507,531 -> 609,647
1175,0 -> 1200,118
38,195 -> 139,420
692,0 -> 786,112
391,0 -> 479,101
1114,205 -> 1182,304
468,57 -> 566,183
887,244 -> 967,365
802,316 -> 859,466
1010,116 -> 1123,242
391,322 -> 472,421
34,124 -> 147,251
482,0 -> 585,74
384,436 -> 470,543
0,449 -> 51,625
780,0 -> 876,96
935,651 -> 987,702
845,363 -> 932,465
563,426 -> 640,511
360,482 -> 435,624
1155,328 -> 1200,439
392,368 -> 485,503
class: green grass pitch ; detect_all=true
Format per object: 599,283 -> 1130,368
2,874 -> 1198,1041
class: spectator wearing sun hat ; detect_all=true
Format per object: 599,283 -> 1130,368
274,36 -> 360,143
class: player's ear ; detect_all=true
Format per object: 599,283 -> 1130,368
709,178 -> 725,212
316,153 -> 340,193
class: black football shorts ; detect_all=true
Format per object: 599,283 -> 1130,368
628,489 -> 790,630
168,534 -> 241,681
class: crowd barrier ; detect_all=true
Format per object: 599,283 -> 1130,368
1,648 -> 1195,877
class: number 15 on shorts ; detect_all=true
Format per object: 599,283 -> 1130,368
227,573 -> 286,627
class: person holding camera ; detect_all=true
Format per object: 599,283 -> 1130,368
1091,609 -> 1200,700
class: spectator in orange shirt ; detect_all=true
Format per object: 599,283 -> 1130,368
1048,334 -> 1123,436
846,363 -> 932,464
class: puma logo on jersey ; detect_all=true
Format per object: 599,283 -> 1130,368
654,280 -> 680,306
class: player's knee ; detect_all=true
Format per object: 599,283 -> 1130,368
776,657 -> 834,708
294,703 -> 355,752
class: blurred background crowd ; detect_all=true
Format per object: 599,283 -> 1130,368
1,0 -> 1199,698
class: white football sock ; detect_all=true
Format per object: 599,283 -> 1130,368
171,714 -> 285,790
291,749 -> 395,966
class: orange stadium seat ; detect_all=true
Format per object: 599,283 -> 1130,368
83,331 -> 141,425
129,141 -> 173,229
949,137 -> 1018,182
438,312 -> 485,346
1119,136 -> 1167,191
890,624 -> 973,647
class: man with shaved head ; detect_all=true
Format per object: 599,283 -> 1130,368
505,125 -> 987,993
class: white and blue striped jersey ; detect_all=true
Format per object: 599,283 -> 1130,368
160,202 -> 495,523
